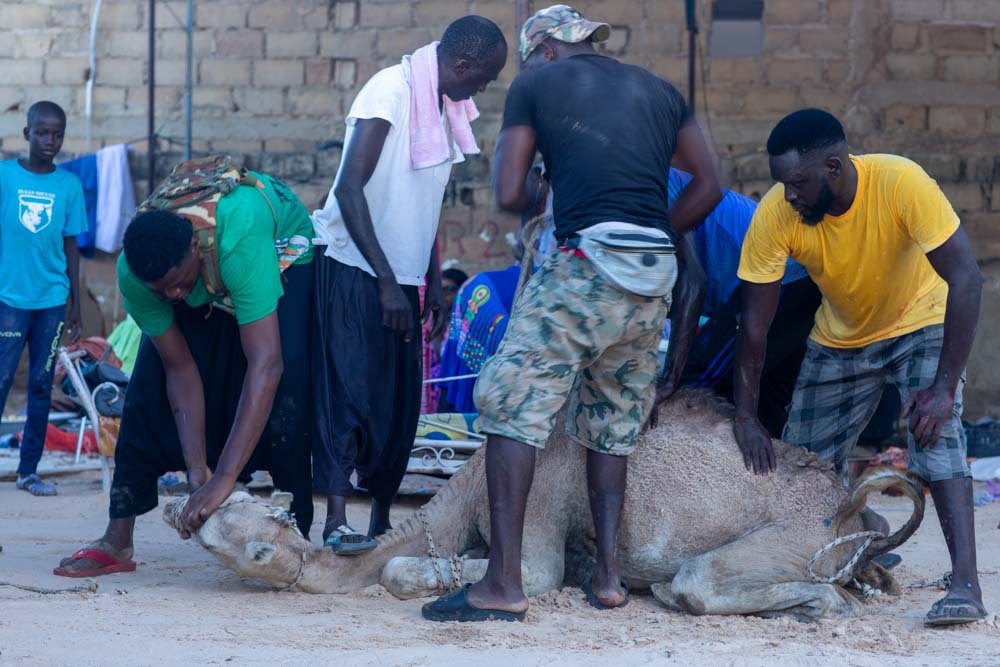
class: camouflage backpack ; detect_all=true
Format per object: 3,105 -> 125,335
136,155 -> 279,296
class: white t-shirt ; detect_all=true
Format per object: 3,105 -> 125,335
312,59 -> 465,286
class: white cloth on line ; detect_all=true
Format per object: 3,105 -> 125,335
94,144 -> 136,253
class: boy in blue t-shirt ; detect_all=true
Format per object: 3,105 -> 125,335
0,101 -> 87,496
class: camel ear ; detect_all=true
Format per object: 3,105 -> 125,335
245,541 -> 277,565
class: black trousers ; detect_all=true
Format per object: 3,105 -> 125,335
311,255 -> 422,503
681,278 -> 823,437
110,262 -> 314,537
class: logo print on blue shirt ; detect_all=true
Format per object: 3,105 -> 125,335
18,190 -> 55,233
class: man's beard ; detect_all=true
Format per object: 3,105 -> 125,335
799,183 -> 835,226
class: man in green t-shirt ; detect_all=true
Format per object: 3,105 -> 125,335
55,170 -> 315,578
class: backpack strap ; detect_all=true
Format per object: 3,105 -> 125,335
176,190 -> 228,297
191,173 -> 278,296
194,225 -> 226,296
240,172 -> 280,237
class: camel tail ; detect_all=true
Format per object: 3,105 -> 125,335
832,466 -> 925,567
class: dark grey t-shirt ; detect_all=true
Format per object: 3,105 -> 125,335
502,54 -> 691,240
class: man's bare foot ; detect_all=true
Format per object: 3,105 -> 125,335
56,517 -> 137,576
56,538 -> 134,574
589,565 -> 627,608
464,579 -> 529,614
369,498 -> 393,537
422,581 -> 528,622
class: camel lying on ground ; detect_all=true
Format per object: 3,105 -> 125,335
163,391 -> 923,620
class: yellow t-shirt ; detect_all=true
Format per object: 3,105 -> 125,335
738,154 -> 959,349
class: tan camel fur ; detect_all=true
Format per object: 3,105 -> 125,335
163,390 -> 923,621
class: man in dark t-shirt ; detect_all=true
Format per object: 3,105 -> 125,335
507,52 -> 691,240
424,5 -> 722,623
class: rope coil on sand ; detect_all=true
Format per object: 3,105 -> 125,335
0,580 -> 98,595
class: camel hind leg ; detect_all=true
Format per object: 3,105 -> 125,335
651,527 -> 861,621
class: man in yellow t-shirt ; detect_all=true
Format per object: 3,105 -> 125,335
734,109 -> 985,626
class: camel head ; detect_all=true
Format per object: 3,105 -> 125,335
162,492 -> 315,588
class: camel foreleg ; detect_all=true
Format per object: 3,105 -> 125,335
381,557 -> 488,599
651,527 -> 862,621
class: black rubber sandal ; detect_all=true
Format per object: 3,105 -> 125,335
421,585 -> 526,623
924,595 -> 988,627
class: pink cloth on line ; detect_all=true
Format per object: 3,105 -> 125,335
408,41 -> 481,170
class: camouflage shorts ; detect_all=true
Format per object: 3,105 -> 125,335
473,250 -> 671,456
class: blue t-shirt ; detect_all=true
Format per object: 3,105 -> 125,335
669,169 -> 808,315
0,160 -> 88,310
439,266 -> 520,413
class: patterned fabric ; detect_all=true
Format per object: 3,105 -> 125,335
519,4 -> 611,62
474,250 -> 669,456
275,235 -> 312,272
139,155 -> 245,213
416,413 -> 481,440
438,266 -> 520,413
420,283 -> 437,413
783,324 -> 969,482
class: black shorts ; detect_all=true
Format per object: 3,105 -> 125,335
109,262 -> 314,537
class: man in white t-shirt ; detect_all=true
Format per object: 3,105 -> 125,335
311,15 -> 507,555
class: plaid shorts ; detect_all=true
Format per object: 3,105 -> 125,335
782,324 -> 969,482
473,250 -> 671,456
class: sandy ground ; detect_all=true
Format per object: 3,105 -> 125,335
0,471 -> 998,666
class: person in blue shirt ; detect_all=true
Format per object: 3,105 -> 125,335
437,262 -> 521,413
666,169 -> 822,437
0,101 -> 87,496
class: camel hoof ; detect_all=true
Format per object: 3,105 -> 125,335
855,562 -> 901,596
650,582 -> 683,612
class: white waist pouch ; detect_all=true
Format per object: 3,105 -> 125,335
573,223 -> 678,297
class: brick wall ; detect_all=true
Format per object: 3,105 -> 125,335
1,0 -> 998,413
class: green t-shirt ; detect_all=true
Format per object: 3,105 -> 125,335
119,172 -> 314,337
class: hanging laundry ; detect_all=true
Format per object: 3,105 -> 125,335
59,154 -> 98,257
58,145 -> 136,257
95,144 -> 136,253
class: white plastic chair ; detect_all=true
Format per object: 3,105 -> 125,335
57,348 -> 113,491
